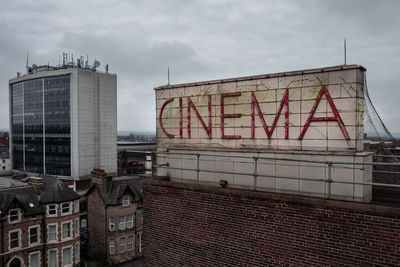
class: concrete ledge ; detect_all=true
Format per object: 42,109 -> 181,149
142,178 -> 400,217
154,64 -> 365,90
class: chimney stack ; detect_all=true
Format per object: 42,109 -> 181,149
90,169 -> 112,193
28,177 -> 44,194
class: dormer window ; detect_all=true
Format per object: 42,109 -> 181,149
9,209 -> 20,223
122,195 -> 129,207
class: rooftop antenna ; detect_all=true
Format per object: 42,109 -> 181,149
344,38 -> 347,65
26,50 -> 29,73
167,66 -> 170,85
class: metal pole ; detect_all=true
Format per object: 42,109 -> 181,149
196,154 -> 200,185
327,162 -> 332,199
151,152 -> 155,178
253,157 -> 258,191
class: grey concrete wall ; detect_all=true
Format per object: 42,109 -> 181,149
76,69 -> 117,177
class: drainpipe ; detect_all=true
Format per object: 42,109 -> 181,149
42,213 -> 46,267
104,205 -> 108,265
1,213 -> 4,267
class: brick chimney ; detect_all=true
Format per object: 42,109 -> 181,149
28,177 -> 44,194
90,169 -> 112,193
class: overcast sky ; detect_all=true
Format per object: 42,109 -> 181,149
1,0 -> 400,133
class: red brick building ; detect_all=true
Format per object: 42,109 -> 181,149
86,177 -> 143,266
0,177 -> 81,267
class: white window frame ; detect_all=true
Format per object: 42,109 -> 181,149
119,216 -> 126,231
29,225 -> 40,246
29,251 -> 41,267
9,229 -> 21,250
61,202 -> 71,216
127,214 -> 134,229
47,204 -> 58,217
75,242 -> 80,264
109,240 -> 115,255
74,218 -> 79,237
8,208 -> 20,224
48,223 -> 58,243
119,237 -> 126,253
48,248 -> 58,267
109,217 -> 115,232
122,195 -> 129,207
127,235 -> 134,251
80,219 -> 87,229
61,245 -> 73,267
138,233 -> 142,253
74,200 -> 79,213
61,221 -> 72,240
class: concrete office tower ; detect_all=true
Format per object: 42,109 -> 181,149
9,64 -> 117,179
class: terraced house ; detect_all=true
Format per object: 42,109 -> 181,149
0,177 -> 80,267
86,176 -> 143,266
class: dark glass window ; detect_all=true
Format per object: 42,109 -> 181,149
44,75 -> 71,176
10,75 -> 71,175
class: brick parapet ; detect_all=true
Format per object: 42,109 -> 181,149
143,178 -> 400,266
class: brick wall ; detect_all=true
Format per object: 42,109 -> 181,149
87,188 -> 106,255
143,179 -> 400,266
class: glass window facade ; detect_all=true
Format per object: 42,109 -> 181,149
10,75 -> 71,175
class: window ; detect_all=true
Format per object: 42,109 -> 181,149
109,240 -> 115,255
9,230 -> 20,249
61,202 -> 70,215
127,214 -> 134,229
127,235 -> 134,251
62,246 -> 72,266
62,222 -> 72,239
80,219 -> 87,229
138,234 -> 142,253
74,200 -> 79,213
75,242 -> 80,263
119,216 -> 126,230
48,249 -> 58,267
48,204 -> 57,217
122,195 -> 129,207
119,237 -> 126,253
29,251 -> 40,267
74,218 -> 79,236
9,209 -> 20,223
109,217 -> 115,232
29,225 -> 40,245
48,224 -> 57,242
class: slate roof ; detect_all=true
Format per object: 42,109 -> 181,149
40,177 -> 80,204
0,186 -> 44,216
86,178 -> 142,206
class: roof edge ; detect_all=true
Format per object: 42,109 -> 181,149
154,64 -> 366,90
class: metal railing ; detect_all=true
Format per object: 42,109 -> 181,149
130,150 -> 400,200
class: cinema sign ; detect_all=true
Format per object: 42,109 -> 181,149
155,65 -> 365,152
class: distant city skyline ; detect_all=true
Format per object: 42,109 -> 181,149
1,0 -> 400,133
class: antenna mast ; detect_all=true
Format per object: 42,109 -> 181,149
26,50 -> 29,73
167,67 -> 170,85
344,38 -> 347,65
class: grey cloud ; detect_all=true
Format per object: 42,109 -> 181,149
0,0 -> 400,133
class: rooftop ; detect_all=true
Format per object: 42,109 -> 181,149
154,64 -> 365,90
